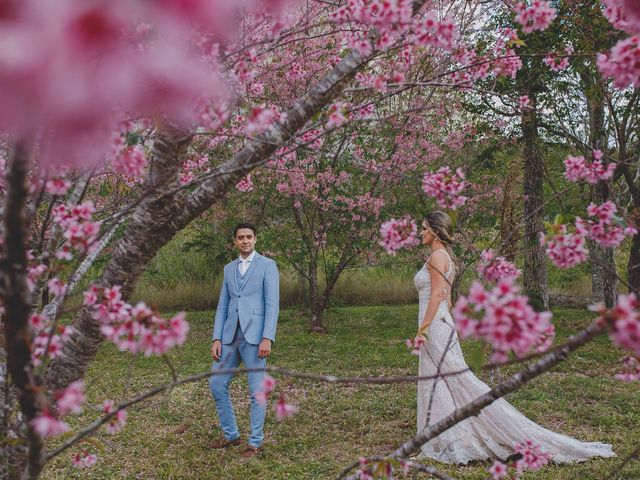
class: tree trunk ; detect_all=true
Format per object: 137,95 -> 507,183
499,154 -> 522,261
627,226 -> 640,293
307,259 -> 327,333
521,92 -> 549,310
585,72 -> 617,307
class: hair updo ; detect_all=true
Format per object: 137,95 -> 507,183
425,211 -> 454,246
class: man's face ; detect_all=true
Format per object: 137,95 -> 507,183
234,228 -> 256,256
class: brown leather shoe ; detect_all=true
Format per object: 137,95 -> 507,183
210,437 -> 242,449
239,444 -> 262,459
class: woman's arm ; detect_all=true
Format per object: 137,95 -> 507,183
417,251 -> 448,335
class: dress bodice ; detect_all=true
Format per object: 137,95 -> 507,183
414,249 -> 455,306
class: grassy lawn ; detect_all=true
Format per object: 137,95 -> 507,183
42,306 -> 639,479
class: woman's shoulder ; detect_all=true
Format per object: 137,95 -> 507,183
426,249 -> 449,269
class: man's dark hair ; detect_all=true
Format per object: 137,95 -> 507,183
233,222 -> 257,238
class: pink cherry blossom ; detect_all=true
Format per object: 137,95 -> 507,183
111,145 -> 147,179
608,293 -> 640,356
563,154 -> 616,184
273,394 -> 298,420
83,284 -> 100,306
614,355 -> 640,382
543,45 -> 573,72
488,460 -> 508,479
406,335 -> 426,355
236,174 -> 254,192
326,102 -> 349,129
478,249 -> 521,283
575,201 -> 637,248
378,217 -> 419,255
102,399 -> 128,434
47,277 -> 67,296
519,95 -> 531,110
31,411 -> 69,438
512,0 -> 557,33
597,36 -> 640,89
72,450 -> 98,469
55,380 -> 86,415
513,440 -> 551,472
92,288 -> 189,355
45,178 -> 71,196
454,280 -> 554,360
29,313 -> 46,332
257,374 -> 277,405
601,0 -> 640,35
422,167 -> 467,210
541,224 -> 588,268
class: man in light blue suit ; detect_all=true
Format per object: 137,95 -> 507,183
209,222 -> 279,459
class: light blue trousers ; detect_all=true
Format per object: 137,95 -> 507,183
209,326 -> 266,448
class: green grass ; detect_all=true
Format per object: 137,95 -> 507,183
42,306 -> 639,479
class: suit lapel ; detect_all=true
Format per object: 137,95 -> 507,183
231,261 -> 240,295
239,252 -> 261,292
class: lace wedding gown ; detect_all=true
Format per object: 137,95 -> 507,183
415,249 -> 615,464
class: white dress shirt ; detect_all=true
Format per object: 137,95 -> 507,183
238,250 -> 256,276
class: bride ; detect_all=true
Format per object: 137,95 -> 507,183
414,211 -> 615,464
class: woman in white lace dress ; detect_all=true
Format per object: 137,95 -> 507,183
414,211 -> 615,464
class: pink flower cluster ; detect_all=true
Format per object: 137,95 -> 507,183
72,450 -> 98,469
563,152 -> 616,184
422,167 -> 467,210
254,375 -> 298,420
514,440 -> 552,472
512,0 -> 557,33
179,155 -> 210,185
406,335 -> 426,355
602,0 -> 640,35
111,145 -> 147,179
331,1 -> 458,53
89,285 -> 189,356
454,280 -> 554,362
489,440 -> 551,478
614,355 -> 640,382
245,105 -> 285,135
52,201 -> 101,259
326,102 -> 350,129
274,394 -> 299,421
608,293 -> 640,356
378,217 -> 419,255
31,323 -> 73,366
55,380 -> 86,415
543,45 -> 573,72
256,374 -> 277,405
540,224 -> 588,268
45,178 -> 72,196
31,380 -> 86,439
0,0 -> 234,169
102,399 -> 128,434
236,174 -> 254,192
412,13 -> 459,51
575,201 -> 637,248
478,249 -> 521,283
597,36 -> 640,89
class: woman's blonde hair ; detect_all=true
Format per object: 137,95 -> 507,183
425,211 -> 454,247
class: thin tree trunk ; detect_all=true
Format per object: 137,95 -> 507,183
499,154 -> 522,261
1,144 -> 48,479
521,92 -> 549,310
585,72 -> 617,307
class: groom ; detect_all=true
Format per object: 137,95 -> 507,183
209,222 -> 279,459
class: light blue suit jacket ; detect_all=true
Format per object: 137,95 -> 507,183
212,252 -> 280,345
